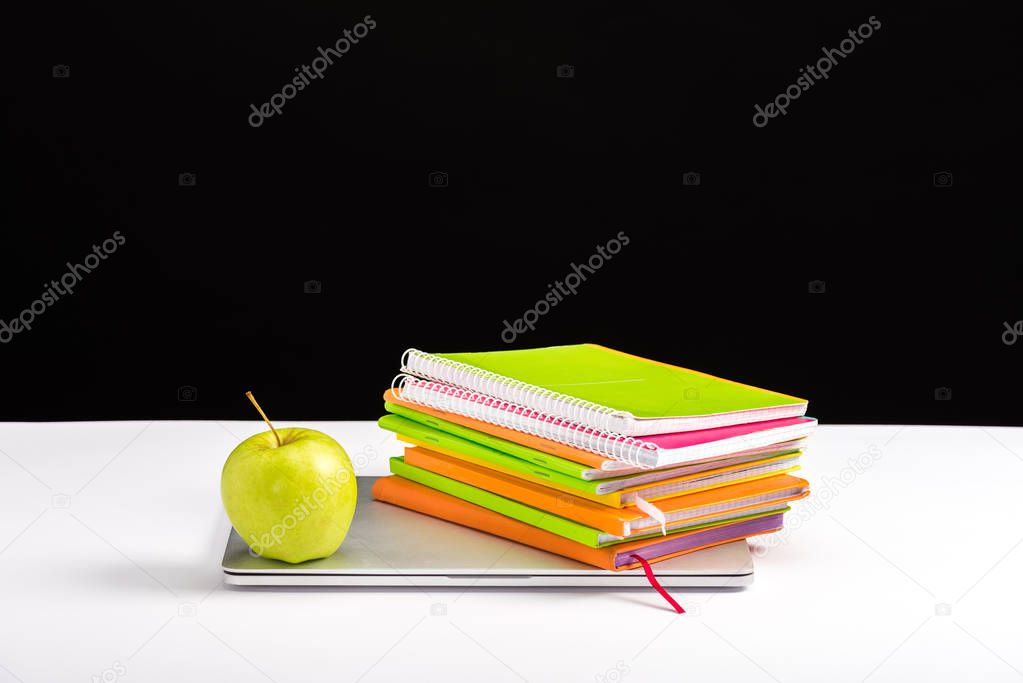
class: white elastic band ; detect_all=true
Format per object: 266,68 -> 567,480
633,496 -> 667,536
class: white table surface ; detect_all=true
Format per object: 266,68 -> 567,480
1,420 -> 1021,683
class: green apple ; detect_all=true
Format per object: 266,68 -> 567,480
221,427 -> 357,563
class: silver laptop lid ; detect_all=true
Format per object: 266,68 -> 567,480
222,477 -> 754,587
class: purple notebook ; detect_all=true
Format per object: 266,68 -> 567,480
614,514 -> 783,568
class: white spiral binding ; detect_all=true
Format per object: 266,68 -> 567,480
391,374 -> 657,468
401,348 -> 631,434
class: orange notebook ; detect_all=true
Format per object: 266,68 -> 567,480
372,476 -> 785,571
396,431 -> 799,508
384,388 -> 611,469
405,446 -> 809,537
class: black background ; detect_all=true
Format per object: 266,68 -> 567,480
3,3 -> 1020,423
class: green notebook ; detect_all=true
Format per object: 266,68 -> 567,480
378,413 -> 606,498
384,401 -> 802,486
389,456 -> 789,548
378,414 -> 802,507
384,401 -> 596,478
402,344 -> 807,436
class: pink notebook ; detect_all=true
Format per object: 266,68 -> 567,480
396,376 -> 817,469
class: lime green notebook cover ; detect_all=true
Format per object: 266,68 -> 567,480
378,414 -> 603,497
389,457 -> 788,548
384,401 -> 593,479
425,344 -> 805,419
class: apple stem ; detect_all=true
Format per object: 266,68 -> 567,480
246,391 -> 282,447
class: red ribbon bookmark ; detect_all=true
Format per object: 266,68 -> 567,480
631,554 -> 685,614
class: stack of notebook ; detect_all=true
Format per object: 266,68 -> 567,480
372,344 -> 813,576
